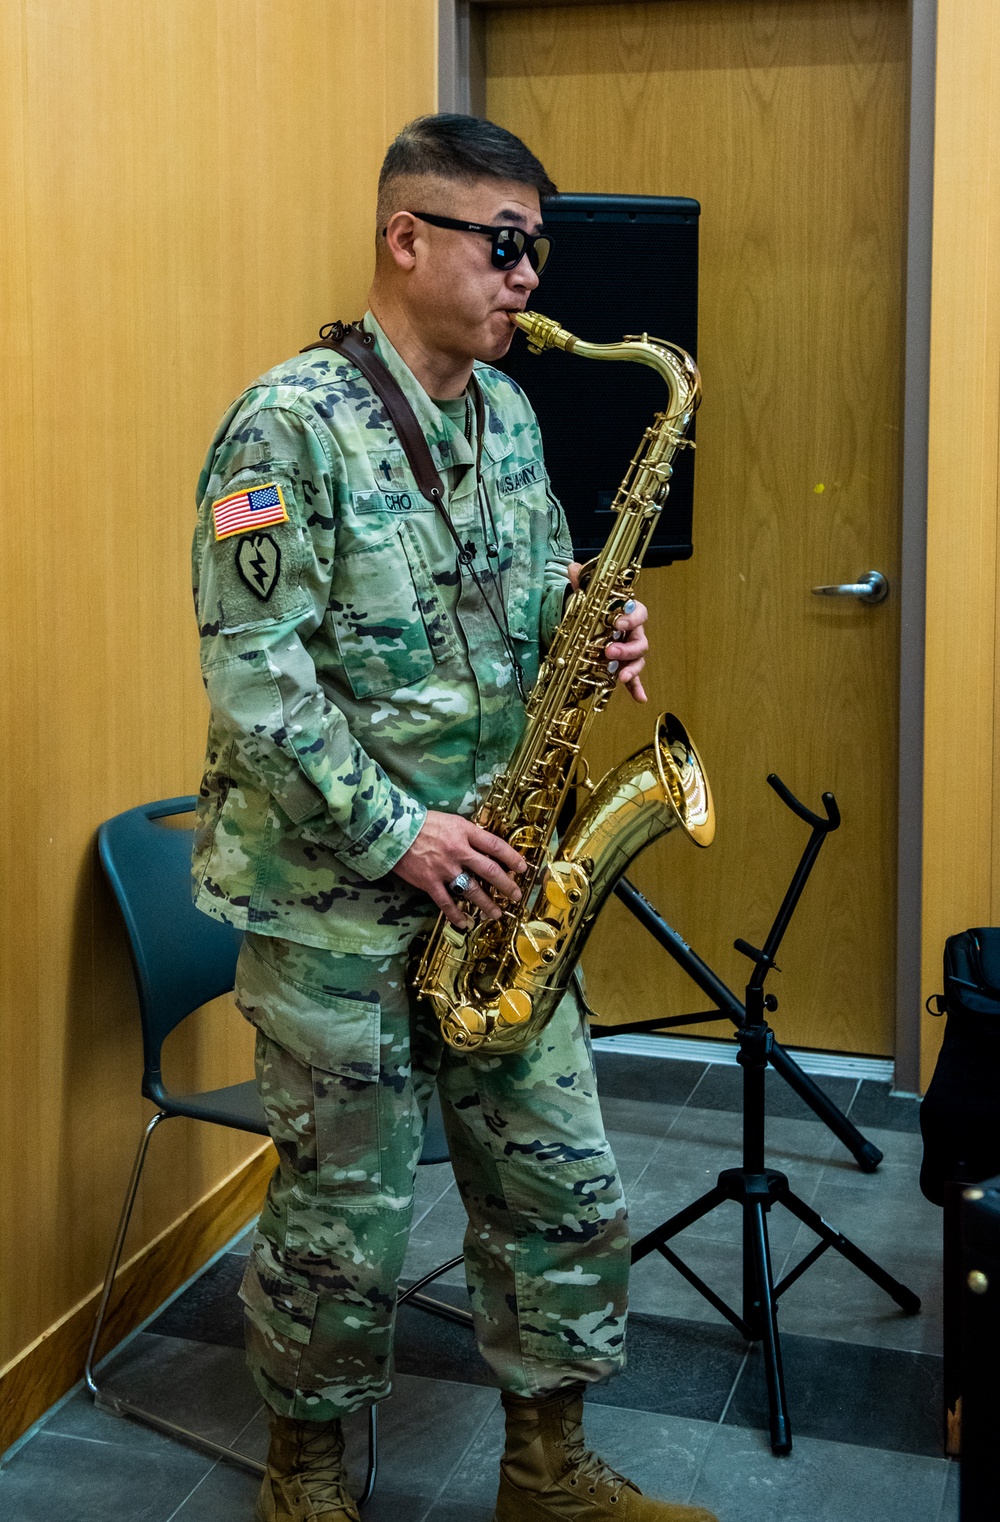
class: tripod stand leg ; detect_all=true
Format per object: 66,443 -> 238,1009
631,1184 -> 728,1263
780,1191 -> 921,1314
747,1202 -> 792,1455
613,879 -> 883,1172
767,1045 -> 882,1172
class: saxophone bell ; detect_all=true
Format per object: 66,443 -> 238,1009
655,713 -> 715,848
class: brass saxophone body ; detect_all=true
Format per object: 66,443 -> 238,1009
414,312 -> 715,1054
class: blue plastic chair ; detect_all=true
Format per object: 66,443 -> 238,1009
86,796 -> 464,1502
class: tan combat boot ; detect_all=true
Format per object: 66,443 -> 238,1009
255,1410 -> 361,1522
495,1386 -> 719,1522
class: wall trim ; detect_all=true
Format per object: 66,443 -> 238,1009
439,1 -> 470,113
439,0 -> 486,115
0,1142 -> 274,1456
596,1030 -> 897,1083
895,0 -> 937,1094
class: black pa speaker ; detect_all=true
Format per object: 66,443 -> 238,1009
498,194 -> 700,567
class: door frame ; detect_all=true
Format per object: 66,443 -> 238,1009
438,0 -> 937,1091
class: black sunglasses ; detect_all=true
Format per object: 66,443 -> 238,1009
405,211 -> 553,274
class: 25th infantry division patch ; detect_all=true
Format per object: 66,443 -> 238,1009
213,482 -> 288,540
235,533 -> 281,601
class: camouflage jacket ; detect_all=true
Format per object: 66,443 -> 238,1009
191,313 -> 573,955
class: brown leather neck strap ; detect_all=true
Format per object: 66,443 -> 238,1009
303,321 -> 528,699
302,321 -> 445,506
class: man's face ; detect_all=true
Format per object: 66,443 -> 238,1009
386,177 -> 544,365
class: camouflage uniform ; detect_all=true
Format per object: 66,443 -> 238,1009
192,314 -> 629,1418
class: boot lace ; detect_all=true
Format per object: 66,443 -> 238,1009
560,1432 -> 632,1500
297,1424 -> 357,1514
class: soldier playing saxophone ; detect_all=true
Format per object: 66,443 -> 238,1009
192,112 -> 717,1522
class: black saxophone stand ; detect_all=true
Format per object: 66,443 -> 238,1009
600,774 -> 921,1454
609,877 -> 884,1174
599,775 -> 883,1172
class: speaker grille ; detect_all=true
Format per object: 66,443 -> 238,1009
497,195 -> 699,567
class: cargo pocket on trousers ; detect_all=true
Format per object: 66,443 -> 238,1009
240,1242 -> 319,1395
235,934 -> 382,1077
505,1146 -> 629,1364
304,1054 -> 384,1200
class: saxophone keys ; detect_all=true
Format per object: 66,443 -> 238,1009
508,824 -> 543,855
452,1004 -> 488,1038
515,919 -> 560,969
498,988 -> 533,1026
544,860 -> 590,914
522,790 -> 551,823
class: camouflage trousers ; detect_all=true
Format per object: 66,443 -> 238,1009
234,932 -> 630,1420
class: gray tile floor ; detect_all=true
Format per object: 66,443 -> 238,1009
0,1053 -> 957,1522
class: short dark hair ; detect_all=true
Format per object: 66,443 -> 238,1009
377,113 -> 557,224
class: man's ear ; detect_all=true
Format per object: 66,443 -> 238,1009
382,211 -> 420,271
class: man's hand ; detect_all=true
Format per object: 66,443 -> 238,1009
393,811 -> 527,928
567,562 -> 650,704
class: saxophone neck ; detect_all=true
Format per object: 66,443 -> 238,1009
512,310 -> 701,419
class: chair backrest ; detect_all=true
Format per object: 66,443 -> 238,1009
98,797 -> 244,1101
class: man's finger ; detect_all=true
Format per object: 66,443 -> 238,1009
612,599 -> 648,633
465,850 -> 523,902
464,880 -> 503,921
468,826 -> 527,874
618,655 -> 646,681
427,881 -> 469,928
606,631 -> 648,662
624,675 -> 648,704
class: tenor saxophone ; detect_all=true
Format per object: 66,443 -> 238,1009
414,311 -> 715,1054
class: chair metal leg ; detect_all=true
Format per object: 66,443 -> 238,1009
84,1113 -> 408,1500
85,1110 -> 167,1394
98,1392 -> 268,1474
85,1109 -> 266,1477
398,1254 -> 473,1327
359,1405 -> 378,1508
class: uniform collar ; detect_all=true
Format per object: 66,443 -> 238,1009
363,312 -> 513,470
363,311 -> 475,473
472,361 -> 514,466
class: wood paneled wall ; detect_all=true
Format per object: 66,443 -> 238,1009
1,0 -> 997,1453
0,0 -> 436,1450
921,0 -> 1000,1087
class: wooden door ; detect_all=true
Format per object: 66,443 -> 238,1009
486,0 -> 909,1054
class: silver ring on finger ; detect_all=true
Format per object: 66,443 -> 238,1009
447,872 -> 473,898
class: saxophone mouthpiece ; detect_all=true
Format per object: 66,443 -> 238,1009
512,310 -> 577,356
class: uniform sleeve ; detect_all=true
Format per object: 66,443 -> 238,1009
193,403 -> 426,880
539,481 -> 573,650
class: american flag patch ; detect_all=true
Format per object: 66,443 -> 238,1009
212,482 -> 288,541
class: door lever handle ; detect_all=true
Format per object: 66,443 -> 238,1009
811,570 -> 889,604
